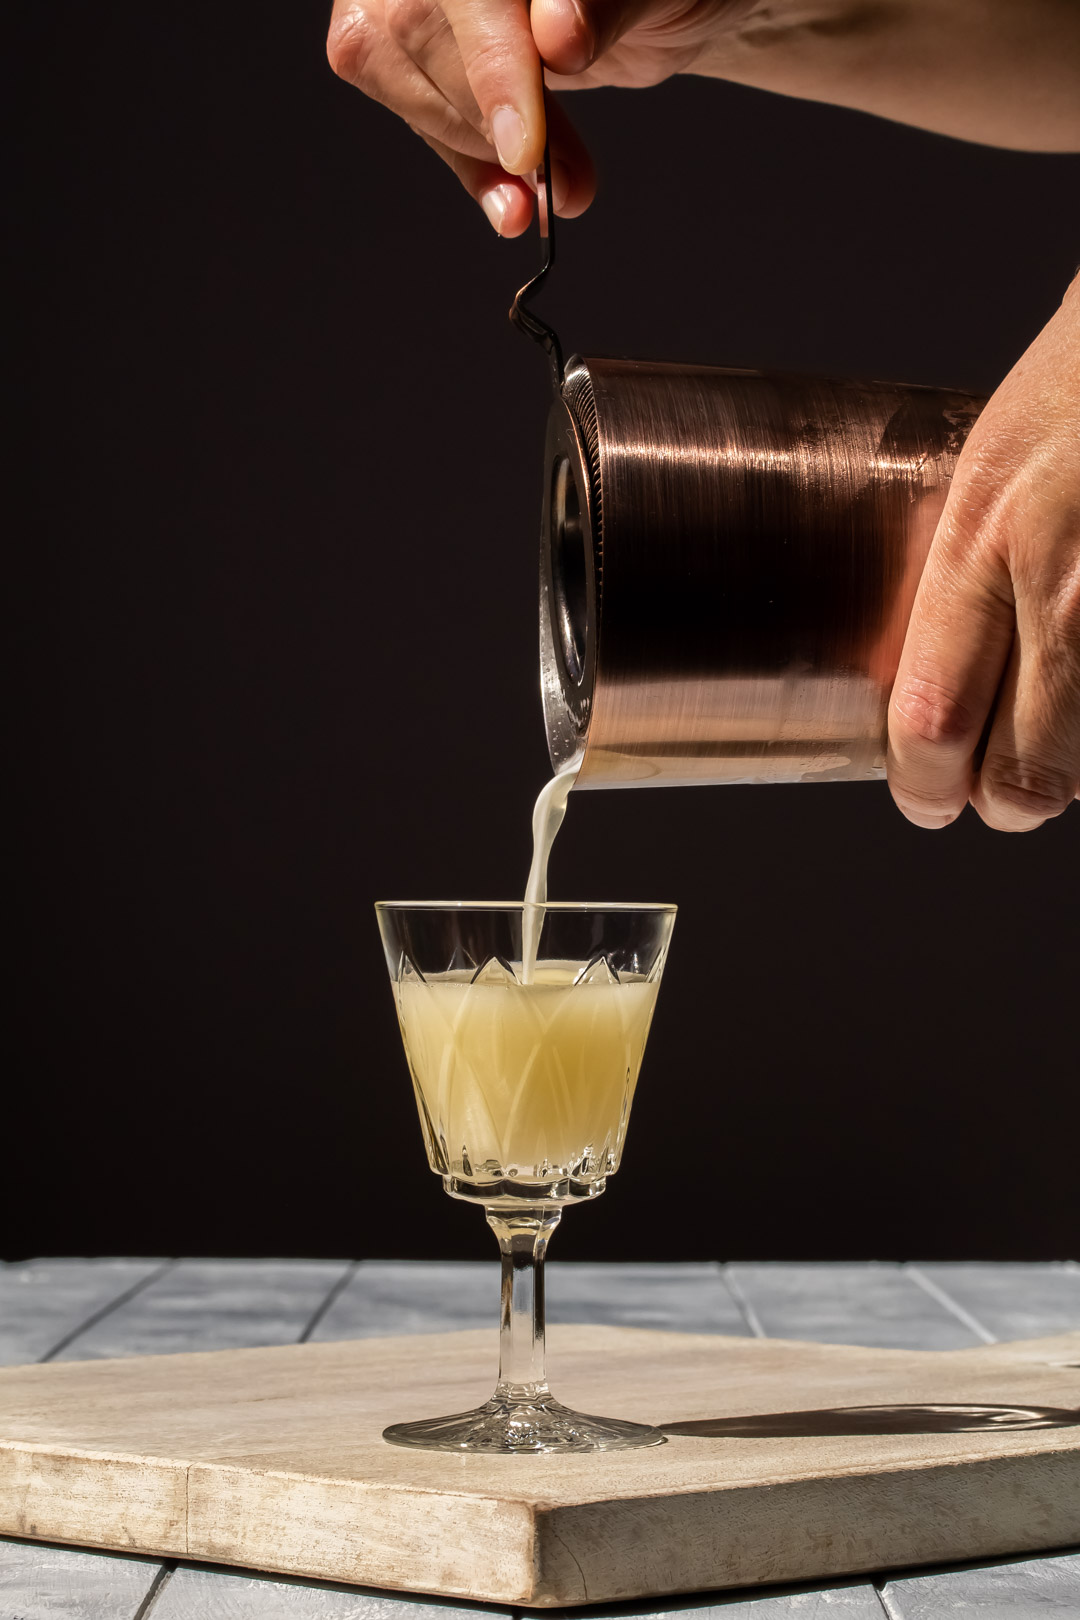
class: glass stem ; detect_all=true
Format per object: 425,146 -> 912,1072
486,1206 -> 562,1405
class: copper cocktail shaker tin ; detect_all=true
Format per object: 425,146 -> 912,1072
539,357 -> 985,788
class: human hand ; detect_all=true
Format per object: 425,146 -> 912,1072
326,0 -> 739,236
327,0 -> 1080,237
887,273 -> 1080,832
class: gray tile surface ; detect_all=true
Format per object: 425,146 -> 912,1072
555,1585 -> 887,1617
0,1259 -> 167,1366
0,1536 -> 164,1619
909,1264 -> 1080,1344
56,1260 -> 351,1360
724,1263 -> 980,1350
547,1262 -> 749,1334
150,1565 -> 513,1620
309,1261 -> 497,1340
3,1261 -> 1077,1617
881,1551 -> 1080,1617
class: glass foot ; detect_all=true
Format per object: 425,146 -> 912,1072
383,1395 -> 666,1454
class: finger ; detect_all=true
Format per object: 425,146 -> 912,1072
328,3 -> 494,161
539,94 -> 596,217
422,97 -> 594,231
417,130 -> 536,235
439,0 -> 546,174
382,0 -> 486,136
887,509 -> 1016,829
394,14 -> 594,217
972,576 -> 1080,831
532,0 -> 657,76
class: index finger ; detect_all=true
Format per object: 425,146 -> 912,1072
887,508 -> 1016,828
439,0 -> 547,173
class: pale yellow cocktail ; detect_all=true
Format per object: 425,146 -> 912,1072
378,902 -> 675,1452
395,959 -> 658,1190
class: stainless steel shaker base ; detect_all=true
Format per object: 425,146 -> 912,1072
540,358 -> 985,789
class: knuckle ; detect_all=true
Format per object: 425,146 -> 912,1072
951,439 -> 1026,537
383,0 -> 438,49
978,757 -> 1074,827
890,676 -> 978,750
464,32 -> 517,91
1043,547 -> 1080,658
327,8 -> 378,84
431,108 -> 475,156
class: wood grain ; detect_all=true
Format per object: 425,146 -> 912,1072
2,1326 -> 1077,1606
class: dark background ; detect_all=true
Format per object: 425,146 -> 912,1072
11,3 -> 1079,1262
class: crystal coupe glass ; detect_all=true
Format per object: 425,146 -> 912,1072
376,900 -> 676,1454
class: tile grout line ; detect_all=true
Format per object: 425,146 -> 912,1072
297,1260 -> 360,1343
719,1264 -> 767,1339
39,1259 -> 178,1363
131,1561 -> 176,1619
874,1576 -> 902,1619
903,1265 -> 997,1345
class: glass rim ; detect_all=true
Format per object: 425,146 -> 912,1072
375,900 -> 677,914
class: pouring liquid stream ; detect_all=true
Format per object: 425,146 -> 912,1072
522,763 -> 579,982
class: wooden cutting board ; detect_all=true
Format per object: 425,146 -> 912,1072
2,1326 -> 1078,1606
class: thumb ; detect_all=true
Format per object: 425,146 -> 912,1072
531,0 -> 649,74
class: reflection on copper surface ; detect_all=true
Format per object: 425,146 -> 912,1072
539,359 -> 985,789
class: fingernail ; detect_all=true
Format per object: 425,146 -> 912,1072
481,184 -> 514,235
491,106 -> 527,171
549,159 -> 570,212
